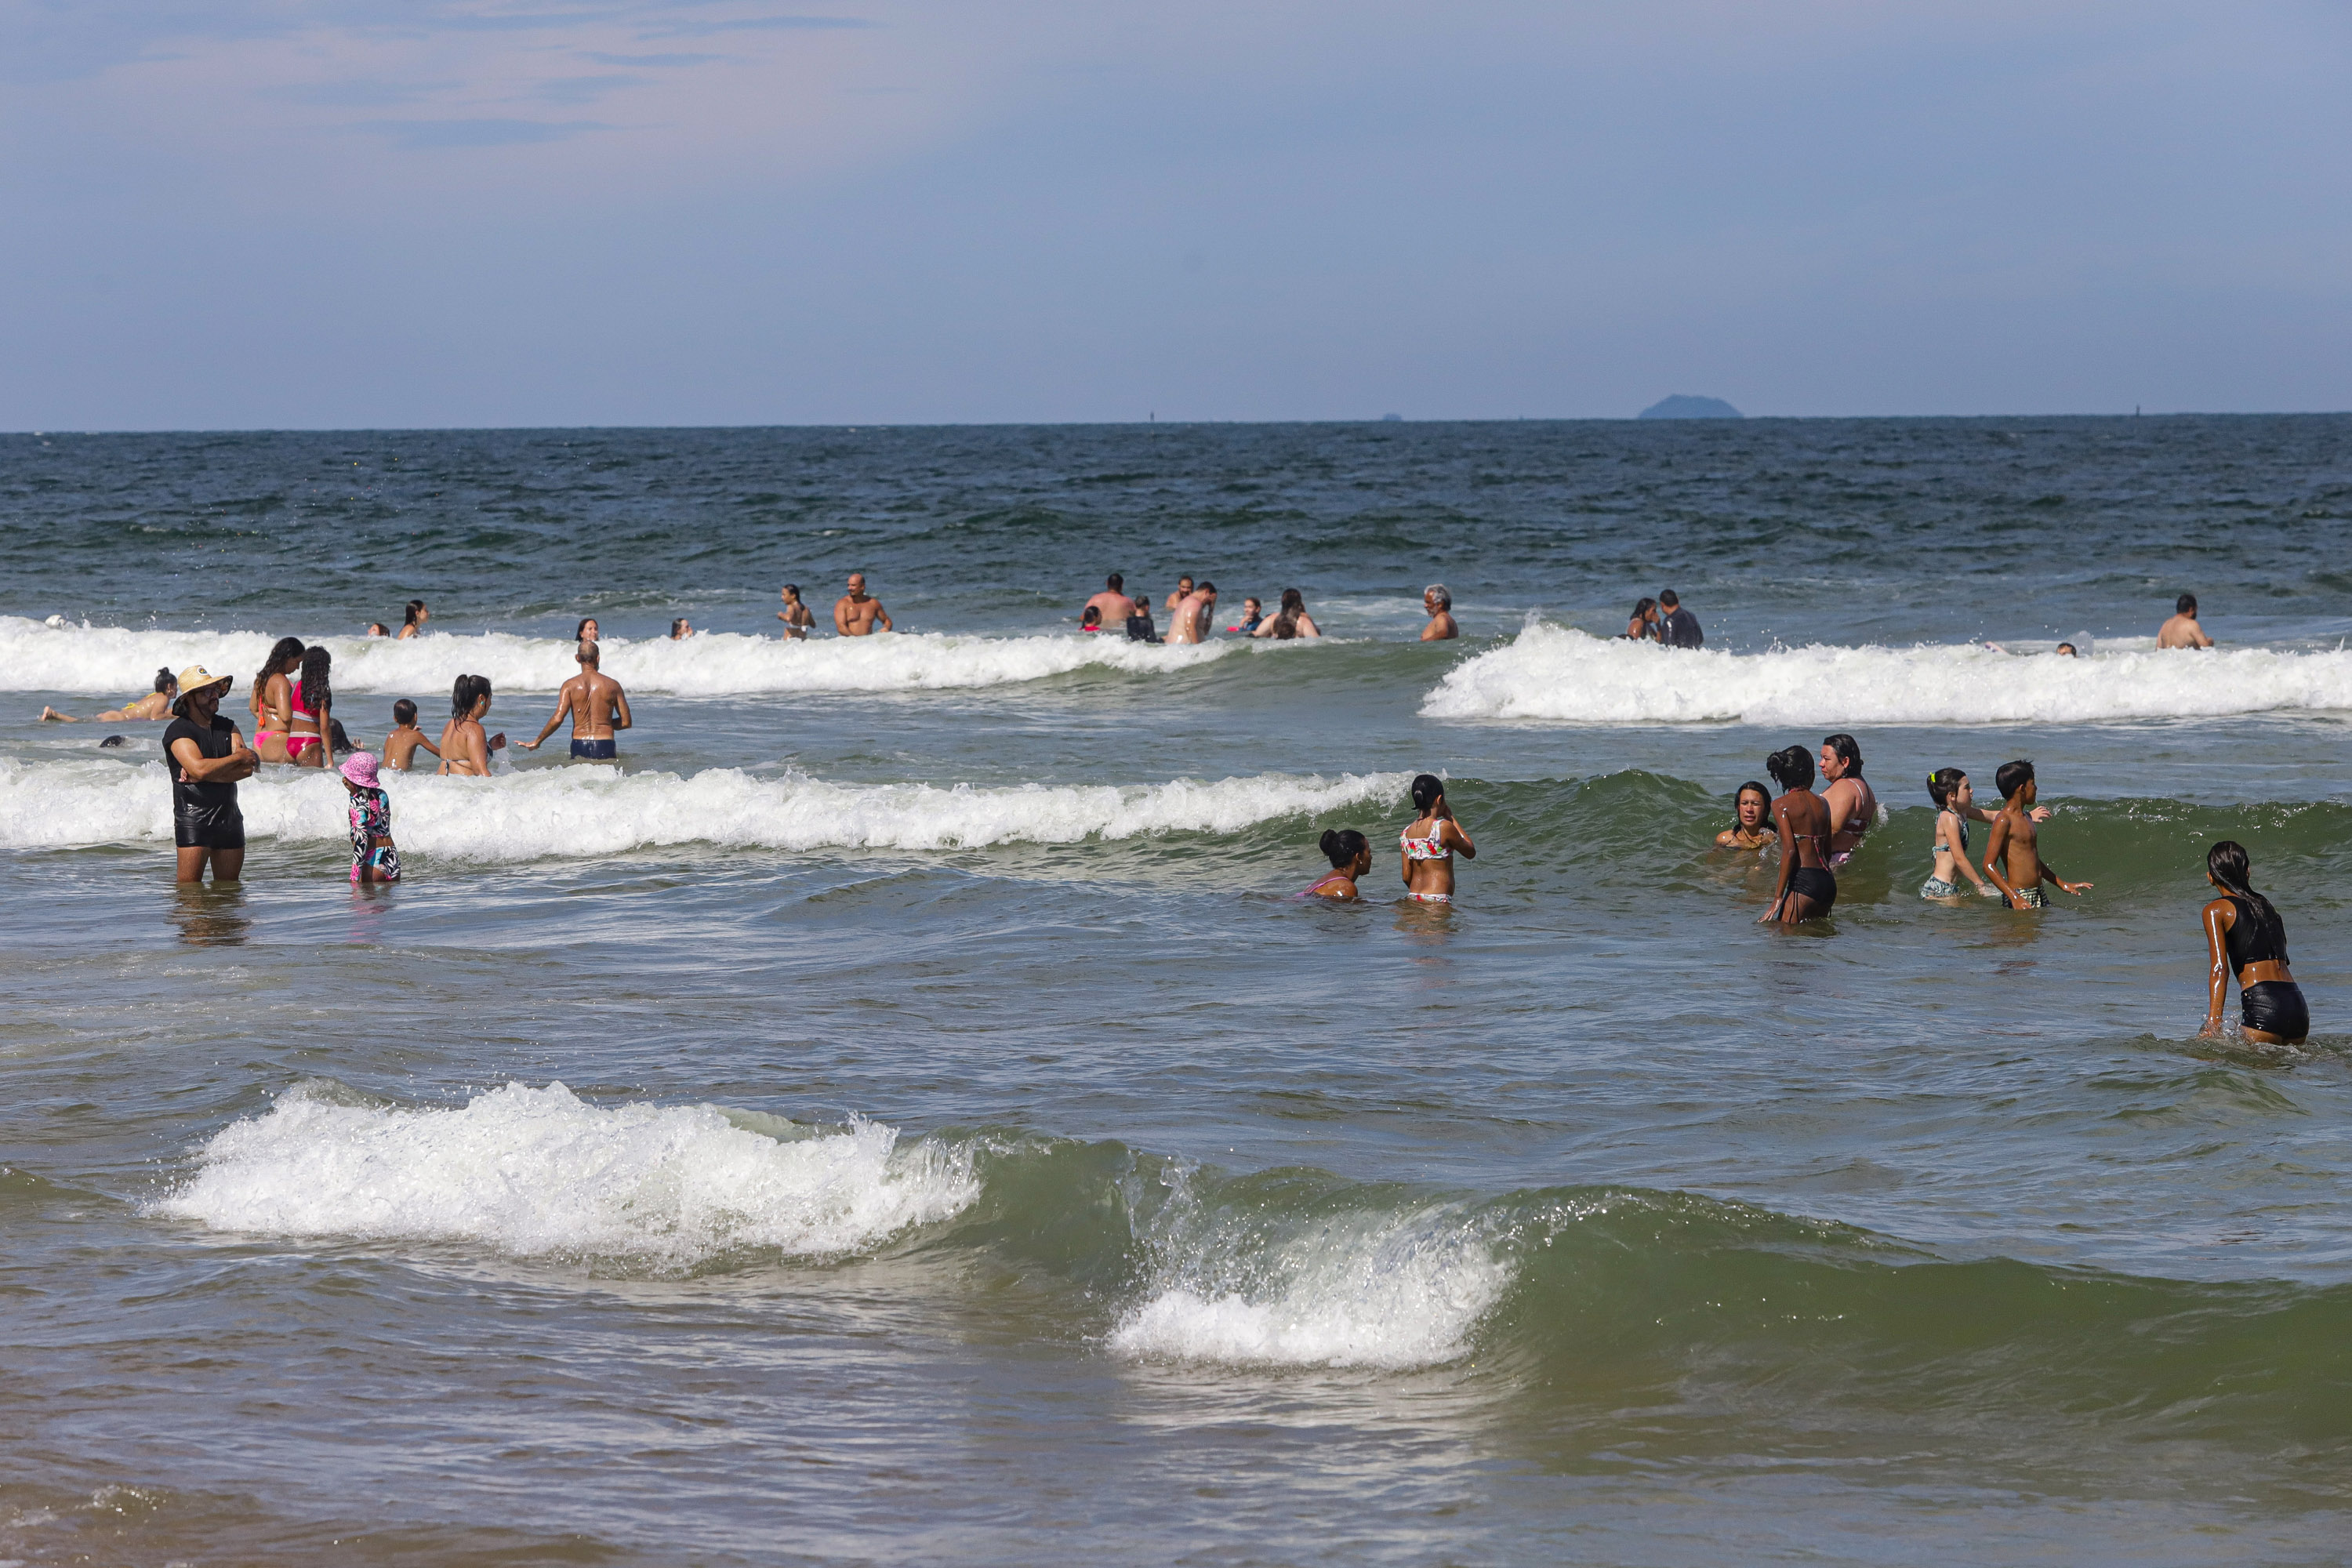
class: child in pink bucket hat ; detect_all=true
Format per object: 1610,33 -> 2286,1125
338,751 -> 401,884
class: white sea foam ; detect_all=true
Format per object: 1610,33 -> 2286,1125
0,757 -> 1405,858
1422,622 -> 2352,726
0,616 -> 1237,697
1111,1200 -> 1511,1370
155,1081 -> 975,1266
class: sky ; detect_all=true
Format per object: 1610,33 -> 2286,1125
2,0 -> 2349,429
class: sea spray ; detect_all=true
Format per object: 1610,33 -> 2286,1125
1423,622 -> 2352,725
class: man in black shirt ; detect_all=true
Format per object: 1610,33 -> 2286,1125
1657,589 -> 1704,649
162,664 -> 258,884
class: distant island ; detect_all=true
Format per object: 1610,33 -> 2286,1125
1638,394 -> 1743,419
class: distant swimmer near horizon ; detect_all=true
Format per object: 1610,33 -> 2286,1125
519,641 -> 632,760
1400,774 -> 1474,904
1982,760 -> 2090,910
42,666 -> 177,723
835,573 -> 892,636
2158,592 -> 2215,648
1305,829 -> 1371,899
2200,840 -> 2307,1044
1761,746 -> 1835,923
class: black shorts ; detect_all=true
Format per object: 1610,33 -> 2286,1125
2242,982 -> 2309,1040
570,738 -> 617,760
1788,866 -> 1838,913
174,800 -> 245,850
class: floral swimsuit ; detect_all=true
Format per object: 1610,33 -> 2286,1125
348,786 -> 400,883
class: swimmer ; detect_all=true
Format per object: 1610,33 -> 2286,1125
2055,642 -> 2079,657
1819,733 -> 1877,862
1420,585 -> 1457,641
1305,829 -> 1371,899
2158,593 -> 2214,649
834,573 -> 892,636
338,751 -> 401,885
285,646 -> 335,768
365,622 -> 390,637
1760,745 -> 1836,923
2200,840 -> 2307,1043
1169,582 -> 1218,644
1229,597 -> 1264,635
1399,774 -> 1475,903
777,583 -> 815,638
437,675 -> 503,776
1715,780 -> 1775,849
42,667 -> 177,723
397,600 -> 430,639
1982,760 -> 2090,909
575,618 -> 599,644
1921,769 -> 2002,898
1083,573 -> 1138,628
1080,605 -> 1103,631
381,699 -> 441,771
1623,597 -> 1660,642
251,637 -> 306,764
1163,575 -> 1196,620
1252,587 -> 1321,640
518,641 -> 632,760
1124,600 -> 1161,642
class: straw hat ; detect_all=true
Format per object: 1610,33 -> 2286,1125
173,665 -> 232,699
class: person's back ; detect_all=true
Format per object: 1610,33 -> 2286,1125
1657,590 -> 1703,648
2158,593 -> 2213,648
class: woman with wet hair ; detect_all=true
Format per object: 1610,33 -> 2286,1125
1399,774 -> 1475,903
1820,732 -> 1877,863
398,600 -> 430,639
1252,587 -> 1321,640
251,637 -> 307,764
2201,841 -> 2308,1043
1305,828 -> 1371,899
576,618 -> 599,644
1715,781 -> 1775,849
1761,745 -> 1836,923
437,674 -> 499,776
1624,597 -> 1661,641
286,645 -> 334,768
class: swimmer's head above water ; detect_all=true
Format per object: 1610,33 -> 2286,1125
1820,733 -> 1863,780
1926,768 -> 1970,809
1734,781 -> 1771,828
1319,827 -> 1369,868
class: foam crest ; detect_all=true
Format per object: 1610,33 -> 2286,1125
1111,1200 -> 1512,1370
0,757 -> 1403,859
0,617 -> 1236,697
1423,622 -> 2352,725
155,1082 -> 975,1266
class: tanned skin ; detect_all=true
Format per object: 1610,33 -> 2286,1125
1983,774 -> 2092,909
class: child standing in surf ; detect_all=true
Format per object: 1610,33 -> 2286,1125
1983,760 -> 2090,909
1400,775 -> 1474,904
339,752 -> 401,884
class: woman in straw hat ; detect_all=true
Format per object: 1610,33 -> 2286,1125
162,665 -> 258,884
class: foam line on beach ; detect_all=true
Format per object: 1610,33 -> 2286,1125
0,617 -> 1240,697
0,758 -> 1408,858
1422,622 -> 2352,725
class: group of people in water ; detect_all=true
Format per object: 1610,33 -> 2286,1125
1077,574 -> 1460,644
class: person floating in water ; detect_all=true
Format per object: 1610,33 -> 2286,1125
382,699 -> 442,771
1982,760 -> 2090,909
519,641 -> 632,760
1819,733 -> 1877,864
1760,745 -> 1835,923
42,667 -> 176,723
1715,780 -> 1775,849
2199,840 -> 2307,1044
339,751 -> 401,885
1399,774 -> 1474,904
1305,829 -> 1371,899
2158,592 -> 2214,648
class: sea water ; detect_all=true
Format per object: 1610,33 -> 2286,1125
2,417 -> 2349,1564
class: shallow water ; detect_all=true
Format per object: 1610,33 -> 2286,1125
4,417 -> 2350,1565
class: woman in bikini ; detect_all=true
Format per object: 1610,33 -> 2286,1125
1761,745 -> 1836,923
1305,829 -> 1371,899
1624,597 -> 1661,641
1250,588 -> 1321,640
41,668 -> 178,724
437,674 -> 498,776
1399,774 -> 1475,903
286,646 -> 335,768
1715,781 -> 1775,849
397,601 -> 430,639
1819,733 -> 1878,863
251,638 -> 307,764
2199,840 -> 2309,1044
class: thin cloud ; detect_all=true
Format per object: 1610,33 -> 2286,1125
579,50 -> 727,66
354,116 -> 609,148
535,72 -> 648,103
258,78 -> 456,107
637,15 -> 877,38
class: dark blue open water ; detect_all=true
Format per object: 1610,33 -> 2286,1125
3,417 -> 2350,1564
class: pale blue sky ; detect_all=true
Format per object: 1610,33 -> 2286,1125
3,1 -> 2347,428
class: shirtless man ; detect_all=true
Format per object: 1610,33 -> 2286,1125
1083,573 -> 1138,627
1168,582 -> 1218,644
777,583 -> 815,639
381,698 -> 442,771
1420,585 -> 1458,641
834,573 -> 892,637
1983,759 -> 2092,909
2158,593 -> 2214,648
1817,733 -> 1877,862
519,641 -> 633,760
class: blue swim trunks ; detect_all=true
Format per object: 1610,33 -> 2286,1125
570,738 -> 617,760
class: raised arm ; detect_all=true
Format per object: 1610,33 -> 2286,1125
1441,811 -> 1475,860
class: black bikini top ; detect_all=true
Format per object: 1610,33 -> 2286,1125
2222,895 -> 2288,969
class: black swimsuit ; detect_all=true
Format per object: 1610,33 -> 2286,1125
2223,895 -> 2307,1038
1783,822 -> 1837,915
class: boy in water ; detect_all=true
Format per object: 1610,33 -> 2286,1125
382,699 -> 442,772
1983,760 -> 2092,909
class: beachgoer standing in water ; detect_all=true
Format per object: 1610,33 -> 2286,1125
1083,574 -> 1137,629
1399,775 -> 1475,904
1920,768 -> 2052,898
1716,781 -> 1775,849
1169,582 -> 1218,644
1657,589 -> 1703,648
251,637 -> 306,765
1230,597 -> 1264,635
520,641 -> 633,760
338,752 -> 401,885
575,618 -> 599,644
778,583 -> 815,638
1305,829 -> 1371,899
42,668 -> 176,724
1819,733 -> 1877,862
1421,585 -> 1458,641
2200,840 -> 2307,1043
437,675 -> 501,776
1252,588 -> 1320,639
382,699 -> 441,771
163,666 -> 256,884
1760,746 -> 1835,923
398,600 -> 429,639
2158,593 -> 2214,648
834,573 -> 892,636
1982,760 -> 2090,909
1163,576 -> 1196,622
287,646 -> 335,768
1623,597 -> 1661,641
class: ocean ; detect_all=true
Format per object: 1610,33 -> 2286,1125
3,416 -> 2350,1565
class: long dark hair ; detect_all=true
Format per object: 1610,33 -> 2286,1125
256,637 -> 305,695
153,666 -> 177,695
1271,587 -> 1305,638
1735,780 -> 1772,814
1319,828 -> 1368,868
1926,768 -> 1966,809
2208,840 -> 2286,957
1766,745 -> 1814,793
575,618 -> 597,642
1823,733 -> 1863,776
451,673 -> 486,718
1632,596 -> 1657,622
299,646 -> 332,716
404,599 -> 427,628
1410,773 -> 1446,814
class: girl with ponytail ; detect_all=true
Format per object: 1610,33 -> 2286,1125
1305,828 -> 1370,899
2201,840 -> 2308,1042
1399,774 -> 1475,904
